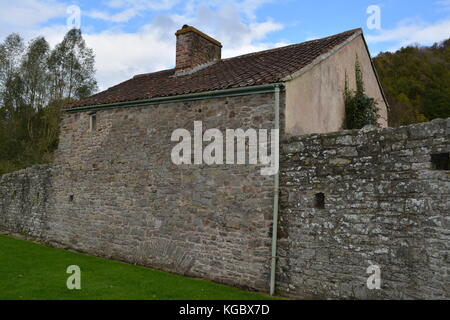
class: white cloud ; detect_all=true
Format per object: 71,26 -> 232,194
366,19 -> 450,51
1,0 -> 284,91
437,0 -> 450,11
86,1 -> 285,89
304,36 -> 319,41
105,0 -> 126,9
162,3 -> 283,51
105,0 -> 181,11
0,0 -> 66,32
91,0 -> 182,22
236,0 -> 274,20
4,22 -> 173,90
92,0 -> 273,23
84,29 -> 175,90
27,9 -> 283,91
223,40 -> 289,59
28,25 -> 69,47
436,0 -> 450,7
86,8 -> 138,23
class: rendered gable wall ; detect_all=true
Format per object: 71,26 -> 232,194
285,35 -> 388,136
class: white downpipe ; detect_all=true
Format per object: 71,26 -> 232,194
269,85 -> 280,296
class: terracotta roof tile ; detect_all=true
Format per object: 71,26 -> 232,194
68,28 -> 362,109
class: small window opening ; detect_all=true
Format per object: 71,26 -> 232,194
314,193 -> 325,209
69,194 -> 74,202
431,153 -> 449,170
89,113 -> 97,131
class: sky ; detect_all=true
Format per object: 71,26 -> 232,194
1,0 -> 450,91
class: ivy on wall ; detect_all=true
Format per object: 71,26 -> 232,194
344,57 -> 380,130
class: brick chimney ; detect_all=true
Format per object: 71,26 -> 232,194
175,25 -> 222,75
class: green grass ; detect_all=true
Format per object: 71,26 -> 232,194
0,235 -> 274,300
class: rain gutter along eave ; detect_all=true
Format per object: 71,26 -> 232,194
65,83 -> 285,113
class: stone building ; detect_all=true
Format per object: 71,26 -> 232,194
1,25 -> 448,299
56,25 -> 388,290
68,25 -> 388,133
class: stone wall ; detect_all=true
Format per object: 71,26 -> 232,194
0,165 -> 52,238
45,92 -> 283,291
0,98 -> 448,300
278,119 -> 450,299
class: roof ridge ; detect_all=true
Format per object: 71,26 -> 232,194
130,28 -> 362,80
69,27 -> 365,109
130,28 -> 362,79
221,28 -> 362,61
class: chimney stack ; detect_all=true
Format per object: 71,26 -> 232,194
175,25 -> 222,75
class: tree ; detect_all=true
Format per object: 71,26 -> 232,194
0,29 -> 98,175
20,37 -> 50,110
48,28 -> 97,102
373,38 -> 450,127
0,34 -> 24,88
0,33 -> 25,109
344,58 -> 380,129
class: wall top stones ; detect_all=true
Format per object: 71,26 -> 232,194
283,118 -> 450,145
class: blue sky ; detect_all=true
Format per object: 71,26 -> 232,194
1,0 -> 449,90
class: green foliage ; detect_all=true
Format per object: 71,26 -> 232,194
344,58 -> 380,129
373,39 -> 450,127
0,29 -> 97,175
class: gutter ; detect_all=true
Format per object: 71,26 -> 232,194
269,84 -> 281,296
65,83 -> 284,113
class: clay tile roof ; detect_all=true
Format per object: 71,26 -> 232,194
68,28 -> 362,109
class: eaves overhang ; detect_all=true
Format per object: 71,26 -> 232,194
65,83 -> 285,113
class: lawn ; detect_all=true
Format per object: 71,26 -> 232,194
0,235 -> 273,300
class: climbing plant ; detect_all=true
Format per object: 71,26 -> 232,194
344,58 -> 380,129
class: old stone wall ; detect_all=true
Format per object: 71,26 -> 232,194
278,119 -> 450,299
44,92 -> 284,291
0,165 -> 52,238
0,99 -> 448,299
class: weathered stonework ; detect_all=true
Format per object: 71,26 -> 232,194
278,118 -> 450,299
0,165 -> 52,238
0,94 -> 448,299
45,92 -> 283,291
175,25 -> 222,74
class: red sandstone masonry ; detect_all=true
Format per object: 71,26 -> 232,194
0,110 -> 448,299
46,92 -> 283,291
175,25 -> 222,74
